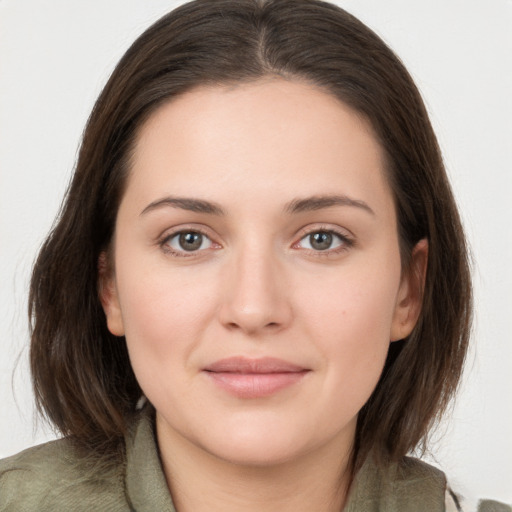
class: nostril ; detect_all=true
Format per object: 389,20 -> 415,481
224,320 -> 282,333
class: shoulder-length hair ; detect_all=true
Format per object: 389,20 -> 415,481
29,0 -> 472,468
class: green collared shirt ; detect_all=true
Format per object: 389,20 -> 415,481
0,411 -> 509,511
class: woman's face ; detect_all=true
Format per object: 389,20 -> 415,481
101,79 -> 424,466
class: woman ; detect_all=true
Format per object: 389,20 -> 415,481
0,0 -> 507,510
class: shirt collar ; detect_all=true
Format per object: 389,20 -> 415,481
125,407 -> 177,511
123,408 -> 444,511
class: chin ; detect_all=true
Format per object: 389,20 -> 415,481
207,439 -> 306,468
194,420 -> 320,468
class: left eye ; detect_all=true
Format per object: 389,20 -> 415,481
165,231 -> 213,252
297,231 -> 346,251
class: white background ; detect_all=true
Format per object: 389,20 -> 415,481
1,0 -> 511,507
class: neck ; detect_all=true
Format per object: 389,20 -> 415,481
156,416 -> 354,512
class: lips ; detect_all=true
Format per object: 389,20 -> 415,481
203,357 -> 310,398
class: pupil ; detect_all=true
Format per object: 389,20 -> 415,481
179,232 -> 202,251
310,232 -> 332,250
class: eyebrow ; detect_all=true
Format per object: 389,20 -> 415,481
140,193 -> 374,217
284,194 -> 375,215
140,196 -> 225,216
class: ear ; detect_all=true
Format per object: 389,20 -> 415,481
390,239 -> 428,342
98,251 -> 125,336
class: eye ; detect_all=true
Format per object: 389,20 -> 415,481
164,231 -> 213,253
296,230 -> 349,252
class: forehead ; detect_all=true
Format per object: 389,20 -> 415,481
124,79 -> 393,218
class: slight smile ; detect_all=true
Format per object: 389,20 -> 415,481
203,357 -> 311,399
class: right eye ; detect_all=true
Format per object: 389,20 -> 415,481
163,231 -> 214,254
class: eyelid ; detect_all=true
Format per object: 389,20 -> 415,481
158,225 -> 221,256
291,225 -> 355,253
294,223 -> 355,240
156,223 -> 354,257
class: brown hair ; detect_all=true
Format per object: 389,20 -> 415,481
29,0 -> 472,469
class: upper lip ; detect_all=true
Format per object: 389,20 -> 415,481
203,357 -> 308,374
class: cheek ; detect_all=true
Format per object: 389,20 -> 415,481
300,258 -> 400,339
114,259 -> 218,377
297,260 -> 400,394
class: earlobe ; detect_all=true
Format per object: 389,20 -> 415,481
390,239 -> 428,342
98,251 -> 125,337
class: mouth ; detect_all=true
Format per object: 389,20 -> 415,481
202,357 -> 310,398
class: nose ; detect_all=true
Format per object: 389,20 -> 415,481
218,243 -> 293,336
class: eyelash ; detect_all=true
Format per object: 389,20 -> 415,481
158,227 -> 216,257
293,226 -> 354,256
158,226 -> 354,258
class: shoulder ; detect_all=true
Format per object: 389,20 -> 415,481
390,457 -> 447,510
346,455 -> 447,511
0,438 -> 129,511
395,456 -> 446,484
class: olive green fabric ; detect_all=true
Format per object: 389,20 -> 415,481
0,410 -> 509,511
0,438 -> 129,511
345,455 -> 446,511
477,501 -> 512,512
0,410 -> 176,512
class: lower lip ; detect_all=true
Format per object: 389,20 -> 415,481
204,371 -> 308,398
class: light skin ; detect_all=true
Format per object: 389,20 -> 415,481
100,78 -> 427,512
